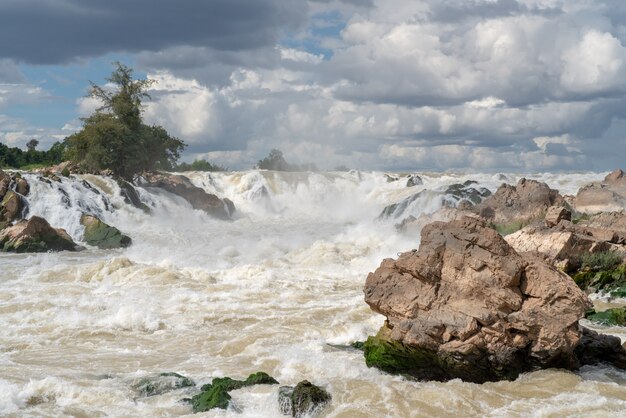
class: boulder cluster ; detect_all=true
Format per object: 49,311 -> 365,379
365,170 -> 626,382
0,165 -> 236,253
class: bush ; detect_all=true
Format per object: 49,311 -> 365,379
580,251 -> 623,271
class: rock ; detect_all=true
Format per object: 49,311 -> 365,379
190,372 -> 278,413
381,182 -> 489,221
406,175 -> 423,187
385,175 -> 399,183
363,217 -> 603,383
80,214 -> 131,249
140,172 -> 234,220
15,177 -> 29,196
116,178 -> 150,213
505,225 -> 612,267
444,181 -> 491,206
278,380 -> 331,418
574,170 -> 626,213
574,327 -> 626,369
0,168 -> 10,199
576,212 -> 626,244
132,372 -> 195,397
586,308 -> 626,327
1,190 -> 25,222
473,178 -> 565,226
545,206 -> 571,227
605,169 -> 625,183
0,216 -> 77,252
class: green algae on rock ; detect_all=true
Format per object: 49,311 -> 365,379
586,308 -> 626,327
278,380 -> 332,417
190,371 -> 278,413
80,214 -> 131,249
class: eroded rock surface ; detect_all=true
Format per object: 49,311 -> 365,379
140,172 -> 234,220
574,169 -> 626,214
472,178 -> 565,227
363,217 -> 625,382
0,216 -> 77,252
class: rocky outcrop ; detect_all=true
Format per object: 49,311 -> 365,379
0,169 -> 29,225
140,172 -> 234,220
406,174 -> 423,187
278,380 -> 332,418
0,216 -> 77,252
80,214 -> 131,249
380,181 -> 490,220
1,190 -> 24,223
473,178 -> 565,227
505,207 -> 626,273
363,217 -> 626,383
116,178 -> 151,213
573,169 -> 626,213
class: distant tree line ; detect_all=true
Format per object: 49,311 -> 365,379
172,159 -> 226,172
0,140 -> 66,169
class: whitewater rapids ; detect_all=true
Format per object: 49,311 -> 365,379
1,170 -> 625,417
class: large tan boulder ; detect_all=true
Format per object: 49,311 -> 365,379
363,217 -> 625,382
0,216 -> 77,252
473,178 -> 565,226
140,172 -> 234,220
573,169 -> 626,213
505,225 -> 612,264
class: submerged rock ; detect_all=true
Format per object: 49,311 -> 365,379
444,181 -> 491,206
406,174 -> 423,187
116,178 -> 151,213
363,217 -> 626,383
0,216 -> 77,252
278,380 -> 331,418
190,371 -> 278,413
80,214 -> 131,249
132,372 -> 195,397
140,172 -> 234,220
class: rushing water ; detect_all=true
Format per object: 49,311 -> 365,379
1,170 -> 625,417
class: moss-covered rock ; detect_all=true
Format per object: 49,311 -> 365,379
278,380 -> 331,417
132,372 -> 195,397
363,326 -> 524,382
190,371 -> 278,413
586,308 -> 626,326
80,214 -> 131,249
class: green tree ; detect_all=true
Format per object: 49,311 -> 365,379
65,62 -> 185,180
256,149 -> 291,171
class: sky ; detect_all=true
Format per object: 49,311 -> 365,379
1,0 -> 626,172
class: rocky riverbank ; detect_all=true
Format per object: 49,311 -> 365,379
363,169 -> 626,382
0,164 -> 235,252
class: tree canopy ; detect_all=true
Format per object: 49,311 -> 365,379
65,63 -> 185,180
256,149 -> 317,171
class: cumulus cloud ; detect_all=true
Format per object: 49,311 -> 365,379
5,0 -> 626,171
